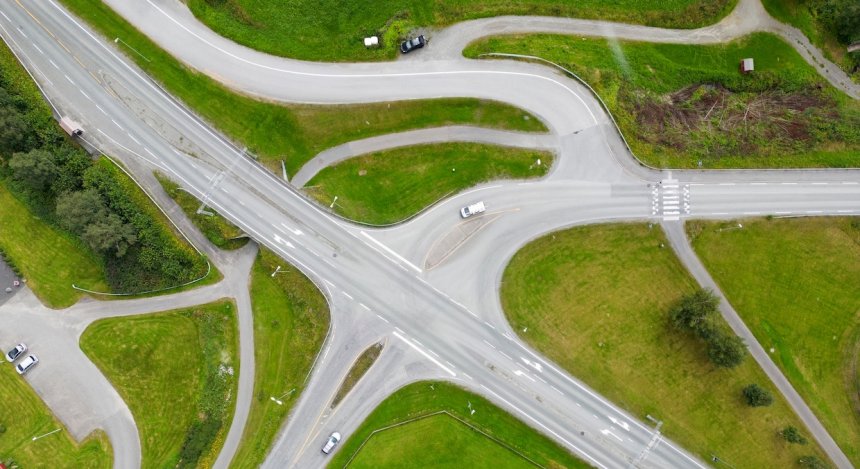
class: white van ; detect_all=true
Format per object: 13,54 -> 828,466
460,201 -> 486,218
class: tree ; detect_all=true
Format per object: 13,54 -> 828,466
81,213 -> 137,257
8,149 -> 58,192
742,384 -> 774,407
55,189 -> 107,235
707,332 -> 747,368
669,288 -> 720,338
780,426 -> 808,445
0,108 -> 30,156
798,455 -> 829,469
816,0 -> 860,44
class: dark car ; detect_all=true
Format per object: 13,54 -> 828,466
400,35 -> 425,54
5,343 -> 27,362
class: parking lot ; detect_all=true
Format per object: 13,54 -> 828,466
0,258 -> 22,307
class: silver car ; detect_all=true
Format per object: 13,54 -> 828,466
15,355 -> 38,375
321,432 -> 341,454
5,343 -> 27,362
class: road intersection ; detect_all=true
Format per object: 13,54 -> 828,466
0,0 -> 857,468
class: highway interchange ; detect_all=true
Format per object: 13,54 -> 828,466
0,0 -> 857,468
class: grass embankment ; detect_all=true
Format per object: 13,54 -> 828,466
188,0 -> 736,62
230,249 -> 329,469
500,223 -> 828,467
329,381 -> 591,468
157,174 -> 249,250
0,184 -> 107,308
331,343 -> 383,408
306,143 -> 551,224
59,0 -> 546,177
0,35 -> 209,303
80,301 -> 238,468
761,0 -> 859,82
0,366 -> 112,468
466,33 -> 860,168
689,217 -> 860,465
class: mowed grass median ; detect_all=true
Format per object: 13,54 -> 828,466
329,381 -> 591,468
306,143 -> 551,224
0,365 -> 112,468
188,0 -> 736,62
230,249 -> 329,469
80,301 -> 238,469
689,217 -> 860,465
500,223 -> 827,467
59,0 -> 546,176
466,33 -> 860,168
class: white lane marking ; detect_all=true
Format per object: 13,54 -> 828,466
462,373 -> 473,381
445,360 -> 456,369
812,182 -> 828,185
359,303 -> 370,311
608,416 -> 631,432
413,339 -> 424,347
479,385 -> 606,469
712,212 -> 729,215
576,402 -> 582,407
96,105 -> 106,115
127,133 -> 140,145
843,182 -> 858,185
718,183 -> 735,186
536,375 -> 547,384
142,147 -> 161,161
375,314 -> 389,324
775,211 -> 791,215
743,212 -> 760,215
394,327 -> 404,334
837,209 -> 853,213
323,279 -> 336,288
341,291 -> 353,300
221,187 -> 230,194
601,429 -> 623,442
550,385 -> 564,396
48,59 -> 59,69
427,349 -> 440,358
394,332 -> 455,377
483,321 -> 496,330
79,90 -> 91,101
32,43 -> 43,55
271,235 -> 294,249
750,182 -> 766,186
806,210 -> 823,214
513,369 -> 535,382
0,11 -> 9,21
360,231 -> 422,273
280,223 -> 303,236
482,340 -> 496,350
238,200 -> 245,207
499,351 -> 512,361
111,119 -> 123,131
782,182 -> 798,185
64,75 -> 74,85
16,27 -> 26,38
521,357 -> 543,372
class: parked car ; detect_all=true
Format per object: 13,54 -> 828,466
400,35 -> 425,53
15,355 -> 38,375
5,343 -> 27,362
321,432 -> 341,454
460,201 -> 486,218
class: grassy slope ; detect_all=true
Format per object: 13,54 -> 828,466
689,217 -> 860,465
331,343 -> 382,408
501,223 -> 827,467
761,0 -> 858,81
230,249 -> 329,469
0,183 -> 107,308
329,381 -> 591,468
80,301 -> 238,468
306,143 -> 551,224
156,173 -> 249,250
465,33 -> 860,169
0,366 -> 112,468
187,0 -> 736,62
59,0 -> 546,176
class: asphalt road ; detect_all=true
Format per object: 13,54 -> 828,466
0,1 -> 857,468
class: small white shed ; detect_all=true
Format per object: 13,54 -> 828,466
740,58 -> 754,73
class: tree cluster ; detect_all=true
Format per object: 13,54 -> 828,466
812,0 -> 860,45
742,383 -> 774,407
669,289 -> 747,368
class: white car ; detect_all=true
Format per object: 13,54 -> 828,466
15,355 -> 38,375
460,201 -> 486,218
321,432 -> 341,454
5,343 -> 27,362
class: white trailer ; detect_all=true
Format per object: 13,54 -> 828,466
59,116 -> 83,137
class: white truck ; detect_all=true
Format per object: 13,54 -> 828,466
59,116 -> 83,137
460,201 -> 486,218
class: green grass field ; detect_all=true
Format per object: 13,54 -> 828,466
688,217 -> 860,465
187,0 -> 736,62
306,143 -> 551,224
0,366 -> 112,468
80,301 -> 238,468
0,183 -> 108,308
500,223 -> 828,467
761,0 -> 859,82
157,173 -> 249,250
465,33 -> 860,169
329,381 -> 590,468
59,0 -> 546,176
229,249 -> 329,469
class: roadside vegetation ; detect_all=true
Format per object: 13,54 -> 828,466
59,1 -> 546,177
500,223 -> 828,468
688,217 -> 860,465
187,0 -> 736,62
328,381 -> 591,468
0,365 -> 112,468
230,249 -> 329,469
466,32 -> 860,168
762,0 -> 860,81
80,301 -> 238,469
306,143 -> 551,224
331,342 -> 383,408
157,174 -> 249,250
0,38 -> 209,303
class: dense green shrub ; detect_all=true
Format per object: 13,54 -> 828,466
742,383 -> 774,407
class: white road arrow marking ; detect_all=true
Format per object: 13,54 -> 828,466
601,429 -> 623,442
608,416 -> 630,431
520,357 -> 543,372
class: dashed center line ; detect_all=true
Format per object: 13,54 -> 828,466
482,339 -> 496,350
375,314 -> 389,324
